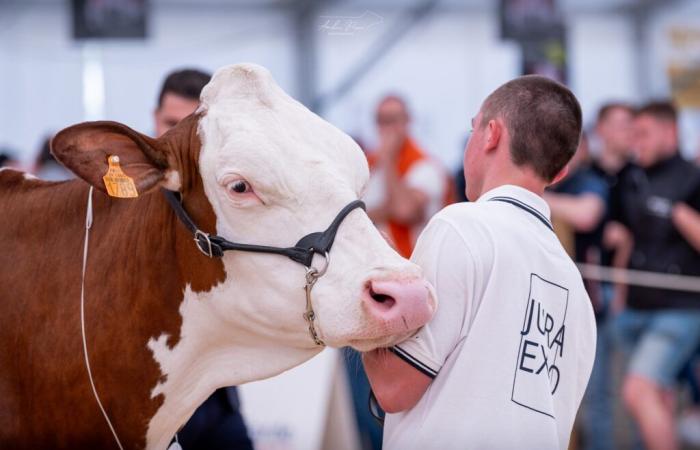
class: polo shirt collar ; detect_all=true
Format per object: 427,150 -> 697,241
478,184 -> 553,231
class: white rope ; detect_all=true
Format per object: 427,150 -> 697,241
577,262 -> 700,293
80,186 -> 125,450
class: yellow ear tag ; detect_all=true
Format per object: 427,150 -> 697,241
102,155 -> 138,198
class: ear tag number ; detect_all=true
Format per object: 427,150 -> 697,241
102,155 -> 138,198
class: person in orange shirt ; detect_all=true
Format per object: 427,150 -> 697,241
365,95 -> 451,257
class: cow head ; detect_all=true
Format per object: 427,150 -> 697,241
52,64 -> 435,381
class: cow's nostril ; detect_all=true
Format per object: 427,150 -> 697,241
369,285 -> 396,307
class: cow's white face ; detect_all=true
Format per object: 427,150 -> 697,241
192,64 -> 435,355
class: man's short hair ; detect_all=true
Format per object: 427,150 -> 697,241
596,102 -> 634,124
480,75 -> 582,181
157,68 -> 212,108
635,100 -> 677,124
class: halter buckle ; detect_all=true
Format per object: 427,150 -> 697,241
194,230 -> 214,258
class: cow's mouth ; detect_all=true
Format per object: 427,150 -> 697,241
346,331 -> 415,353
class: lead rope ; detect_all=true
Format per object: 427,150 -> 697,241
80,186 -> 125,450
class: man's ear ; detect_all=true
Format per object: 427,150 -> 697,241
51,121 -> 178,196
484,119 -> 503,153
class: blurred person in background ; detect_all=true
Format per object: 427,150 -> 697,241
0,150 -> 19,169
545,133 -> 612,450
154,68 -> 253,450
591,103 -> 636,312
454,134 -> 472,203
364,94 -> 451,258
32,135 -> 73,181
614,101 -> 700,450
154,68 -> 211,137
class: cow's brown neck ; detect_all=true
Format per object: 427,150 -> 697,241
0,115 -> 226,450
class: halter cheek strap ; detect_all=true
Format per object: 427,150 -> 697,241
162,189 -> 366,346
162,189 -> 365,267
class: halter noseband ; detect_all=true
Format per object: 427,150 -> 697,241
162,189 -> 366,345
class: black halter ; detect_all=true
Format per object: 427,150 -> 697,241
162,189 -> 366,267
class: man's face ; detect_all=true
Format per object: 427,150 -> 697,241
597,107 -> 633,157
464,111 -> 486,201
632,114 -> 676,168
154,92 -> 200,137
375,99 -> 409,142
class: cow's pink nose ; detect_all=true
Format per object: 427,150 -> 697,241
363,278 -> 434,333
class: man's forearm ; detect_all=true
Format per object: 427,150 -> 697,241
672,202 -> 700,252
362,349 -> 432,413
544,192 -> 605,232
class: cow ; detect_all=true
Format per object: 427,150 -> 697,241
0,64 -> 436,450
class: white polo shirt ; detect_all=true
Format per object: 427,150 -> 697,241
384,184 -> 596,450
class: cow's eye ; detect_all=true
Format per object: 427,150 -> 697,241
227,180 -> 252,194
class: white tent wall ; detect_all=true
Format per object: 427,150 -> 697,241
568,12 -> 637,126
318,6 -> 640,170
0,3 -> 84,165
317,7 -> 521,171
0,1 -> 295,165
2,1 -> 693,170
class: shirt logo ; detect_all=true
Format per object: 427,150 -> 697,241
511,273 -> 569,418
646,195 -> 672,218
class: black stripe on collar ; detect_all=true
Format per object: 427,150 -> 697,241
488,196 -> 554,232
390,346 -> 438,379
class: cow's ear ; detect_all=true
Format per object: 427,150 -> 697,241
51,121 -> 176,196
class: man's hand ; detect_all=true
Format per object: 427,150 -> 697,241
362,348 -> 433,413
603,221 -> 630,251
371,130 -> 431,227
603,221 -> 633,314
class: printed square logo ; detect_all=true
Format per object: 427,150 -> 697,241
511,273 -> 569,418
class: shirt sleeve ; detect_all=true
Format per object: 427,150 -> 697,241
391,216 -> 479,378
582,174 -> 609,205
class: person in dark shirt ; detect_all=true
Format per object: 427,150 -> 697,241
547,133 -> 608,270
614,101 -> 700,450
590,103 -> 636,303
546,133 -> 611,450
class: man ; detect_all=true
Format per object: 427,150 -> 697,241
544,134 -> 612,450
614,101 -> 700,450
592,103 -> 634,185
364,95 -> 450,257
363,76 -> 596,449
591,103 -> 636,312
154,68 -> 253,450
154,69 -> 212,137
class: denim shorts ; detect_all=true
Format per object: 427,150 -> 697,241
615,309 -> 700,387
